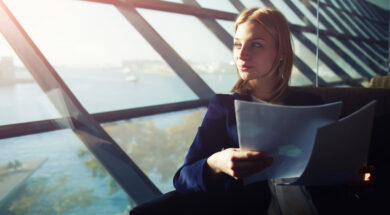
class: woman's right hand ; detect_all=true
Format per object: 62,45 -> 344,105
206,148 -> 273,180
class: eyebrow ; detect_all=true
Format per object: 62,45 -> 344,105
234,37 -> 266,41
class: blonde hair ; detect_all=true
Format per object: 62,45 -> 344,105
231,8 -> 293,102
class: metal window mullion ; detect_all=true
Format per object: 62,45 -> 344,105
0,1 -> 162,204
292,31 -> 359,85
84,0 -> 385,45
304,1 -> 383,75
316,0 -> 386,25
338,10 -> 374,40
83,0 -> 237,20
181,0 -> 233,50
229,0 -> 246,12
266,0 -> 385,45
343,0 -> 363,17
293,56 -> 328,86
358,0 -> 382,21
116,5 -> 215,99
321,5 -> 385,44
0,99 -> 209,140
334,1 -> 378,40
279,0 -> 315,27
302,3 -> 379,77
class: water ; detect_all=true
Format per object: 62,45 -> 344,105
0,69 -> 237,125
0,68 -> 236,214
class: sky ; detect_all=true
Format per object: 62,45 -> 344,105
0,0 -> 388,68
0,0 -> 239,68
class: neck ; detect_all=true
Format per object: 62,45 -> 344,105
249,73 -> 283,103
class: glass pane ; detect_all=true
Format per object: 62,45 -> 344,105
270,0 -> 305,26
0,34 -> 60,125
349,41 -> 388,73
346,1 -> 363,17
367,21 -> 387,41
318,4 -> 345,34
291,66 -> 313,86
328,0 -> 342,11
319,36 -> 384,87
138,9 -> 237,94
336,0 -> 353,14
102,108 -> 207,193
306,33 -> 362,80
0,129 -> 131,214
326,7 -> 358,37
216,19 -> 235,37
240,0 -> 266,9
292,33 -> 341,83
5,0 -> 198,114
291,0 -> 325,29
196,0 -> 239,13
340,11 -> 371,39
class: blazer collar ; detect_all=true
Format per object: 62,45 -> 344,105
232,92 -> 252,102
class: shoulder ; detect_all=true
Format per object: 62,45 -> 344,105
205,93 -> 251,119
209,93 -> 251,108
284,88 -> 324,106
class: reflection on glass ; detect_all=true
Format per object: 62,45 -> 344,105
328,0 -> 342,10
328,37 -> 375,78
291,66 -> 313,86
270,0 -> 305,26
0,34 -> 60,126
101,108 -> 206,193
292,34 -> 341,83
240,0 -> 266,9
0,129 -> 131,214
304,33 -> 367,79
350,41 -> 387,73
291,0 -> 324,29
340,12 -> 370,39
319,6 -> 344,34
216,19 -> 235,37
326,7 -> 358,37
4,0 -> 198,113
138,8 -> 237,93
196,0 -> 239,13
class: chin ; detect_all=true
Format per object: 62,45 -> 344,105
239,73 -> 257,81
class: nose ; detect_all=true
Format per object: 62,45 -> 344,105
238,45 -> 250,60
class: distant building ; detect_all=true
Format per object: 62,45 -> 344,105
0,57 -> 16,86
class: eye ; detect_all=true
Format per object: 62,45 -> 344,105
233,42 -> 241,49
252,42 -> 263,48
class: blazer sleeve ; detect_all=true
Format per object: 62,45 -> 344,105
173,94 -> 232,193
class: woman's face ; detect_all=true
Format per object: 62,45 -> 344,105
233,21 -> 277,81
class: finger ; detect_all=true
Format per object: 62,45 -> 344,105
231,151 -> 268,161
231,167 -> 266,179
230,158 -> 274,173
230,158 -> 272,171
245,151 -> 269,160
231,162 -> 274,179
230,160 -> 263,170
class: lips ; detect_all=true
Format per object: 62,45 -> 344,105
238,64 -> 252,71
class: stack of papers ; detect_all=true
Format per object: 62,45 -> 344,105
235,100 -> 376,185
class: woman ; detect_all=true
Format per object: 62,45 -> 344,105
131,8 -> 322,215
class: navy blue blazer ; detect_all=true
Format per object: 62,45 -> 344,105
173,88 -> 323,194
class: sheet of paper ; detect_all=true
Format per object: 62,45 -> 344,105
234,100 -> 342,184
291,100 -> 376,186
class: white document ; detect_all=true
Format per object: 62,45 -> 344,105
292,100 -> 376,185
235,100 -> 342,184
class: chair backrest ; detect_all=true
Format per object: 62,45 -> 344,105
369,76 -> 390,89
